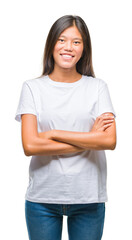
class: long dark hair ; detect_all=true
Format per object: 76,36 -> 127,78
41,15 -> 95,77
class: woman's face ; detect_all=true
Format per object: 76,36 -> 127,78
52,25 -> 84,71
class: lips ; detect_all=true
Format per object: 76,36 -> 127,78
60,53 -> 75,61
60,53 -> 74,58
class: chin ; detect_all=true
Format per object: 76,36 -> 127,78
61,66 -> 75,71
58,62 -> 77,70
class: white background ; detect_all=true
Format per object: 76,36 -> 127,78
0,0 -> 132,239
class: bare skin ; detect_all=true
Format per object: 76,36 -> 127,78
21,25 -> 116,156
38,112 -> 116,151
21,112 -> 116,156
50,113 -> 116,150
49,25 -> 84,83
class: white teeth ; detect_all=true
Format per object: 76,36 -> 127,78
61,55 -> 73,58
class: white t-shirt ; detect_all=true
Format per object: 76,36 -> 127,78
15,75 -> 115,204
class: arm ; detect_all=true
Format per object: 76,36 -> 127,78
21,114 -> 86,156
51,113 -> 116,151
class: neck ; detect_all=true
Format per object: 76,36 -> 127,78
49,66 -> 82,83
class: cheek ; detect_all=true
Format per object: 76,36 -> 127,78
76,47 -> 84,59
53,43 -> 62,54
52,44 -> 62,61
75,42 -> 84,56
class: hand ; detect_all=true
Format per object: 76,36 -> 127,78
38,129 -> 55,140
91,113 -> 115,132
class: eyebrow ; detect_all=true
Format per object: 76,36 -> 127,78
59,35 -> 82,41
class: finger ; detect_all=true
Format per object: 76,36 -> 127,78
97,118 -> 113,128
98,117 -> 114,125
102,115 -> 114,120
103,119 -> 114,124
101,113 -> 115,119
97,115 -> 114,123
103,123 -> 113,130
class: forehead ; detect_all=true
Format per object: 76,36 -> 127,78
59,26 -> 82,39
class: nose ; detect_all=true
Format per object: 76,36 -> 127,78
64,41 -> 73,51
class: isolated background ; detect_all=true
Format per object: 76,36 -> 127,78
0,0 -> 132,239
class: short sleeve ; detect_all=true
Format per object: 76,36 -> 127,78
97,80 -> 116,117
15,82 -> 37,122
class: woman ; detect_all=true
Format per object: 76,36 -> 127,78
15,15 -> 116,240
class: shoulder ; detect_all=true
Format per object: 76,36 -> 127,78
23,75 -> 48,89
82,75 -> 107,89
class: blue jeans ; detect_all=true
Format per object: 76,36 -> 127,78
25,200 -> 105,240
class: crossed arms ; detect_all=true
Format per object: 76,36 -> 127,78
21,113 -> 116,156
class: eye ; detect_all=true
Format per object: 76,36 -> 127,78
58,39 -> 64,43
74,41 -> 81,45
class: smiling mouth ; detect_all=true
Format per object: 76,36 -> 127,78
60,54 -> 74,59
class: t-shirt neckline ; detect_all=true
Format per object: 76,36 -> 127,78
46,75 -> 84,87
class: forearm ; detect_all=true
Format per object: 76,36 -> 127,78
52,130 -> 116,150
24,134 -> 86,156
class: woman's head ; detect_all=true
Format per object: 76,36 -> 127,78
42,15 -> 95,77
